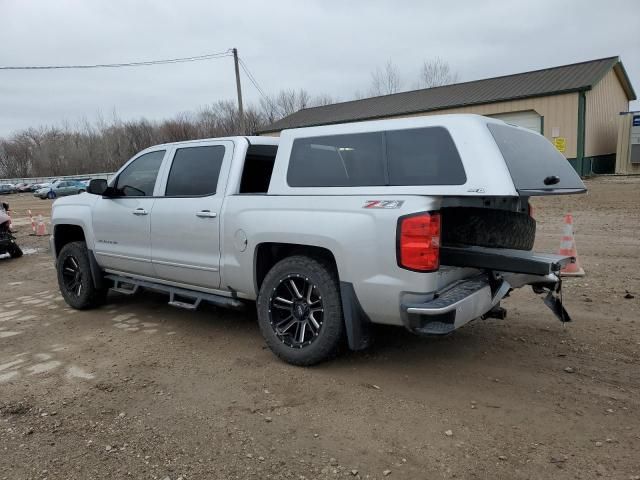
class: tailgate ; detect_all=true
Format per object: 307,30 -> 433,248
440,245 -> 574,276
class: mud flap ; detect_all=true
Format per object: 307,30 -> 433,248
542,280 -> 571,323
340,282 -> 373,350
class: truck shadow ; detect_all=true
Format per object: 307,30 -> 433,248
102,289 -> 553,374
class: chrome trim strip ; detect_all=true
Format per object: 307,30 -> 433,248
95,251 -> 151,263
152,259 -> 219,272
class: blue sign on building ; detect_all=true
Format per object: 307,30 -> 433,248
633,115 -> 640,127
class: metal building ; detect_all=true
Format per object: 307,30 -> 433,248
258,57 -> 636,176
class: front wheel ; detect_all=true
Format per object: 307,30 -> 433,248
47,191 -> 56,199
257,255 -> 345,366
56,241 -> 107,309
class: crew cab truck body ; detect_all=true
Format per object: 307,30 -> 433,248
51,114 -> 585,365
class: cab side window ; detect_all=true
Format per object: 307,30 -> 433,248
115,150 -> 165,197
164,145 -> 225,197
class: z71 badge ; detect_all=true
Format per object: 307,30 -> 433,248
363,200 -> 405,209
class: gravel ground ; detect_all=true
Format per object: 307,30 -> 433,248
0,177 -> 639,480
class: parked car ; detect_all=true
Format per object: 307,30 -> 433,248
50,114 -> 586,365
34,180 -> 87,199
32,182 -> 51,193
0,183 -> 16,195
16,183 -> 36,192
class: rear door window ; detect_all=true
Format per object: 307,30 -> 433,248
165,145 -> 225,196
488,123 -> 586,193
287,127 -> 465,187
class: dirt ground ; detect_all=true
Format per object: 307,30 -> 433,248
1,177 -> 639,480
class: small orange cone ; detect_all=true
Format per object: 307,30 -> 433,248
35,214 -> 47,236
28,209 -> 36,234
558,213 -> 584,277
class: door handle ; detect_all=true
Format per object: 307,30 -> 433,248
196,210 -> 217,218
132,208 -> 148,216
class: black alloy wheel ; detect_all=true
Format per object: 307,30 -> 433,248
61,254 -> 84,298
268,274 -> 324,348
257,255 -> 345,366
56,241 -> 108,309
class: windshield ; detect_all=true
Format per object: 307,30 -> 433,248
488,123 -> 586,195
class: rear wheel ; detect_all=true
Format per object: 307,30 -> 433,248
257,255 -> 345,366
56,241 -> 107,309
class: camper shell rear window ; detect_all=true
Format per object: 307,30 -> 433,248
287,127 -> 466,187
488,123 -> 586,194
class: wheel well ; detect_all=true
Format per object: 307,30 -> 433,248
254,243 -> 338,293
53,224 -> 85,257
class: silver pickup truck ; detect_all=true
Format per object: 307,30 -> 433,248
51,114 -> 585,365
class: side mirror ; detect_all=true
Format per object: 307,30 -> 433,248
87,179 -> 108,195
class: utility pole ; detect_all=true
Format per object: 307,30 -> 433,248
232,48 -> 245,134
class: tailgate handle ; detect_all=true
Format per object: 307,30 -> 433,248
544,175 -> 560,185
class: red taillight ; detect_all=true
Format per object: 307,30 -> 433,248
397,212 -> 441,272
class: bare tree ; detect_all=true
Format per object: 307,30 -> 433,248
258,88 -> 334,124
369,60 -> 402,96
418,57 -> 459,88
0,87 -> 337,179
311,94 -> 337,107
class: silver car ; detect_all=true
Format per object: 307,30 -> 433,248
35,180 -> 86,199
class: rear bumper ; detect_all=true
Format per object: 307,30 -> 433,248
402,274 -> 510,335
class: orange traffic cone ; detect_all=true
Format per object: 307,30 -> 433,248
35,214 -> 47,236
558,213 -> 584,277
28,209 -> 36,234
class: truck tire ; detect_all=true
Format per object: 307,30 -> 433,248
257,255 -> 345,366
442,207 -> 536,251
56,241 -> 107,309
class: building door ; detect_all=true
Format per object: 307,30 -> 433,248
489,110 -> 542,134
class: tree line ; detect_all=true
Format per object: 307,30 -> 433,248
0,58 -> 457,178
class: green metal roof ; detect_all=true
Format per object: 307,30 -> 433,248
259,56 -> 636,133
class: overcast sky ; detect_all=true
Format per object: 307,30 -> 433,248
1,0 -> 638,137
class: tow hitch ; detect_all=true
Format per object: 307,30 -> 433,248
536,279 -> 572,323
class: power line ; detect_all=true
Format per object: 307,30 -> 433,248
238,57 -> 268,101
0,50 -> 233,70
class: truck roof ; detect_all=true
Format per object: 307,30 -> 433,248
149,135 -> 279,149
279,113 -> 500,138
269,113 -> 585,197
